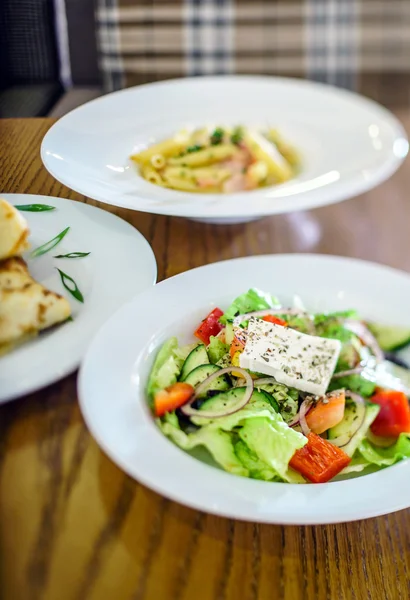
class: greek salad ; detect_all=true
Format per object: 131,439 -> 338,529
147,289 -> 410,484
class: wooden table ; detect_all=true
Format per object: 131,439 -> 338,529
1,118 -> 410,600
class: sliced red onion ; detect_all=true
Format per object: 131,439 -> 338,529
181,367 -> 253,418
298,397 -> 313,435
329,391 -> 366,448
332,366 -> 364,379
344,320 -> 383,364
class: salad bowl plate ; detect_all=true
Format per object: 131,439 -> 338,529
78,254 -> 410,524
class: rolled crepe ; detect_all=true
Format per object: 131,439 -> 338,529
0,198 -> 30,260
0,257 -> 71,353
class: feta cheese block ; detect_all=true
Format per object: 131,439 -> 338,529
239,317 -> 341,396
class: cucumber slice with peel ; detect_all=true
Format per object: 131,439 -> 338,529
367,322 -> 410,352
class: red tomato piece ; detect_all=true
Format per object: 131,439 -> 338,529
194,308 -> 224,345
262,315 -> 288,326
289,433 -> 351,483
154,383 -> 194,417
370,389 -> 410,438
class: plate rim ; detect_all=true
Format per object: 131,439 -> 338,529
78,253 -> 410,524
41,75 -> 408,219
0,193 -> 157,403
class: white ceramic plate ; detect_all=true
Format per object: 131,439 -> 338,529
41,76 -> 408,225
78,254 -> 410,525
0,194 -> 157,403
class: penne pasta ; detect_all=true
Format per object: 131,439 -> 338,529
168,144 -> 238,167
131,124 -> 300,193
131,135 -> 188,163
141,166 -> 165,186
164,176 -> 200,192
150,153 -> 166,170
244,132 -> 293,183
267,129 -> 300,170
246,160 -> 269,186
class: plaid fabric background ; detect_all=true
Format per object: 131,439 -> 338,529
95,0 -> 410,106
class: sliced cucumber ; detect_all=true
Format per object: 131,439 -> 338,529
180,344 -> 209,380
328,401 -> 380,457
199,387 -> 279,415
225,322 -> 234,345
182,364 -> 231,395
367,322 -> 410,352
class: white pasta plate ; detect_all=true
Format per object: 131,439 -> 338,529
41,76 -> 408,225
78,254 -> 410,524
0,194 -> 156,403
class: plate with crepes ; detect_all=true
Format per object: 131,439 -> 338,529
0,194 -> 156,403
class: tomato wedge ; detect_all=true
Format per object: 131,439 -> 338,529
305,391 -> 345,434
194,307 -> 224,345
154,383 -> 194,417
370,388 -> 410,437
289,433 -> 351,483
262,315 -> 287,326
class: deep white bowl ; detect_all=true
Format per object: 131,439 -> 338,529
42,76 -> 408,224
78,254 -> 410,524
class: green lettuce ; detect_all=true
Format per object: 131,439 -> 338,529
357,434 -> 410,466
159,412 -> 248,476
220,288 -> 279,324
238,416 -> 306,481
160,393 -> 306,482
207,335 -> 229,364
234,440 -> 278,481
328,373 -> 376,398
147,338 -> 196,400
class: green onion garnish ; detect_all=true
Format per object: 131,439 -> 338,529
186,144 -> 203,154
57,269 -> 84,303
54,252 -> 90,259
15,204 -> 56,212
31,227 -> 70,258
210,128 -> 224,145
231,127 -> 244,145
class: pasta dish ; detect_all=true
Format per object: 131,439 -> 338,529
130,126 -> 299,193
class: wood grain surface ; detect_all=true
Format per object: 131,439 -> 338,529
0,117 -> 410,600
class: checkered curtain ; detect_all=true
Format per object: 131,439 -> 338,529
95,0 -> 410,106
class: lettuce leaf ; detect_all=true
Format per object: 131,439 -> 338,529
238,416 -> 307,481
357,434 -> 410,466
147,339 -> 197,400
207,335 -> 229,364
234,440 -> 278,481
159,412 -> 249,476
220,288 -> 279,324
328,373 -> 376,398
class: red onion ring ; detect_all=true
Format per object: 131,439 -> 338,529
181,367 -> 254,418
332,366 -> 364,379
289,397 -> 313,429
329,391 -> 366,448
344,320 -> 383,364
298,397 -> 313,436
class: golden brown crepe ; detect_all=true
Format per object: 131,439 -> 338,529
0,257 -> 71,354
0,198 -> 30,260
